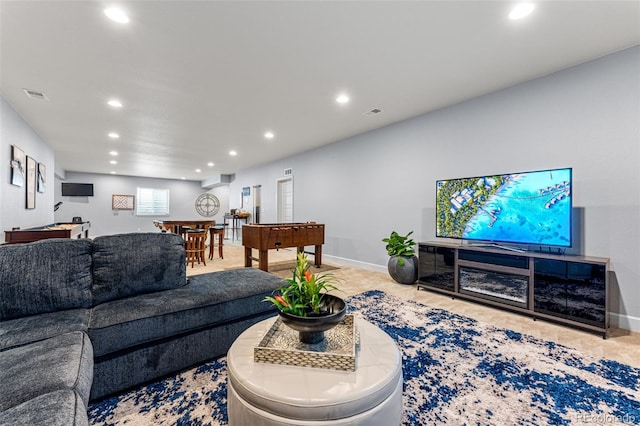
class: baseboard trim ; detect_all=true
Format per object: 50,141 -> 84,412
610,312 -> 640,333
323,254 -> 387,273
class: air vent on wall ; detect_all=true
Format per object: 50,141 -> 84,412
284,168 -> 292,176
363,108 -> 382,116
22,88 -> 48,101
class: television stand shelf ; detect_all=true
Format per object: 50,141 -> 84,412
417,241 -> 610,338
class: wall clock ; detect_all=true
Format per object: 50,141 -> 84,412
195,193 -> 220,217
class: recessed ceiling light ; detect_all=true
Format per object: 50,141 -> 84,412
104,7 -> 129,24
509,3 -> 535,20
264,131 -> 275,140
110,160 -> 118,165
181,177 -> 186,180
108,132 -> 120,139
195,169 -> 202,173
109,151 -> 118,156
229,150 -> 237,156
110,171 -> 117,174
207,162 -> 214,167
336,94 -> 350,104
107,99 -> 123,108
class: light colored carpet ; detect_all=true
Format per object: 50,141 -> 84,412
88,290 -> 640,425
225,259 -> 339,279
189,244 -> 640,369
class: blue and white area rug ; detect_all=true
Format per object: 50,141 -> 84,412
89,290 -> 640,425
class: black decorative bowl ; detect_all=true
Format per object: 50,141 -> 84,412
278,294 -> 346,344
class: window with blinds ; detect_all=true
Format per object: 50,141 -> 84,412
136,187 -> 170,216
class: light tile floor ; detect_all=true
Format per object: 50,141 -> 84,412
190,242 -> 640,368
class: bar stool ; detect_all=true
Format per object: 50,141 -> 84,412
208,226 -> 225,260
178,225 -> 192,239
185,229 -> 207,268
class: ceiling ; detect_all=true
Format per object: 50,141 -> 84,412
2,1 -> 639,182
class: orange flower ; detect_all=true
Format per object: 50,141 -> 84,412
304,270 -> 313,283
274,295 -> 289,307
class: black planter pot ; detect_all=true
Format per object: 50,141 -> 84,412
387,255 -> 419,284
278,294 -> 346,344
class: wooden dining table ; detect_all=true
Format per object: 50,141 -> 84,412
152,220 -> 216,235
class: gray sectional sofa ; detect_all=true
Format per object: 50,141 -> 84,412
0,233 -> 284,425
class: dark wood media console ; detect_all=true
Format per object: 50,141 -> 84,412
418,241 -> 610,338
4,222 -> 91,244
242,223 -> 324,271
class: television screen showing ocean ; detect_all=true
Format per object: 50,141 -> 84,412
463,169 -> 571,247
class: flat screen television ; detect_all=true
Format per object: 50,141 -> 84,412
61,183 -> 94,196
436,167 -> 572,248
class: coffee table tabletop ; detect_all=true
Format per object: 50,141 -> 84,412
227,316 -> 403,425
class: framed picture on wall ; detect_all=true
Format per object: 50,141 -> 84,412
10,145 -> 25,187
37,162 -> 46,193
112,194 -> 135,210
26,156 -> 36,209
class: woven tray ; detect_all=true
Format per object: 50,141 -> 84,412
254,315 -> 358,371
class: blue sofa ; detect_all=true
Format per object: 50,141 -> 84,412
0,233 -> 283,425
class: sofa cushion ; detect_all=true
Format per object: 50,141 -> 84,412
91,232 -> 187,305
0,390 -> 89,426
89,268 -> 284,357
0,309 -> 90,352
0,331 -> 93,411
0,239 -> 93,321
91,312 -> 275,401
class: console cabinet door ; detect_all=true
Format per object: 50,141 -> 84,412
534,259 -> 606,328
418,245 -> 455,291
565,262 -> 606,328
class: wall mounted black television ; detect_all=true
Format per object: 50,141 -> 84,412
61,183 -> 94,197
436,167 -> 572,248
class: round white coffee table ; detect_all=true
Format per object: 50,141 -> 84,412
227,317 -> 403,425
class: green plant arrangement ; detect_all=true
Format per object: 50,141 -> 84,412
264,252 -> 341,317
382,230 -> 416,266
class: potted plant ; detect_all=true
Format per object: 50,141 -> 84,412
264,252 -> 345,344
382,230 -> 419,284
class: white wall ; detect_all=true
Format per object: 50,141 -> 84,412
54,172 -> 230,237
230,46 -> 640,330
2,46 -> 638,330
1,97 -> 55,233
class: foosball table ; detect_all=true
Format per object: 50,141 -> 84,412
242,223 -> 325,271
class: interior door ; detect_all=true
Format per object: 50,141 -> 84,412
276,176 -> 293,223
252,185 -> 261,223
